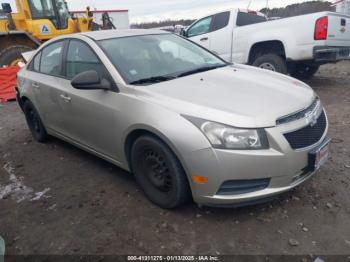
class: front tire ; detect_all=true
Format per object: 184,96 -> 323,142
252,53 -> 288,75
23,100 -> 48,143
130,135 -> 191,209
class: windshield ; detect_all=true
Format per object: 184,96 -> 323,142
99,34 -> 227,85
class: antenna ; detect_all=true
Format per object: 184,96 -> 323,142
247,0 -> 253,10
265,0 -> 269,17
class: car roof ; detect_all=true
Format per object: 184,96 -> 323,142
79,29 -> 170,41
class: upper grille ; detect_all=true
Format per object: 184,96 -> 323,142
284,111 -> 327,150
277,97 -> 320,125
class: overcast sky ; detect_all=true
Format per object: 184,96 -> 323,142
65,0 -> 324,23
0,0 -> 327,23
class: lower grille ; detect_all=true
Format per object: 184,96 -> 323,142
284,111 -> 327,150
217,178 -> 270,195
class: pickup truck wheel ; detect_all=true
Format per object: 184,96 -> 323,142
252,54 -> 288,75
130,135 -> 191,209
23,100 -> 49,143
290,64 -> 320,80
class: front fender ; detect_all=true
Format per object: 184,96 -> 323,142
120,104 -> 212,176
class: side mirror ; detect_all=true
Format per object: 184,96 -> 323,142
1,3 -> 12,13
71,70 -> 111,90
180,28 -> 187,37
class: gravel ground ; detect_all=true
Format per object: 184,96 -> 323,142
0,62 -> 350,258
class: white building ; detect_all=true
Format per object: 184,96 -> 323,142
71,9 -> 130,29
334,0 -> 350,14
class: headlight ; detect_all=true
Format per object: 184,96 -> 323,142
184,116 -> 269,150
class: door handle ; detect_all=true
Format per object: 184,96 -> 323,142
60,94 -> 71,102
200,37 -> 208,41
32,82 -> 39,89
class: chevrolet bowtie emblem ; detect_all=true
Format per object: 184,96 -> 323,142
306,111 -> 318,127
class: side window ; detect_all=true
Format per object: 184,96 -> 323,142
66,40 -> 109,80
187,16 -> 213,37
33,52 -> 41,71
29,0 -> 55,19
236,12 -> 266,26
211,12 -> 230,31
40,41 -> 64,76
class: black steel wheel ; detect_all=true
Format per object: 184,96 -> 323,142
23,100 -> 48,143
130,135 -> 191,209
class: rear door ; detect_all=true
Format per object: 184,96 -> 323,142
231,11 -> 267,63
207,11 -> 232,61
327,14 -> 350,46
186,15 -> 213,49
25,40 -> 68,131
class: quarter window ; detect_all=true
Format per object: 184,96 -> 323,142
66,40 -> 110,80
40,41 -> 64,76
236,12 -> 266,26
211,12 -> 230,31
187,16 -> 213,37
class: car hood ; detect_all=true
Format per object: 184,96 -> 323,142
134,64 -> 315,128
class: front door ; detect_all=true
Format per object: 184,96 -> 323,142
187,15 -> 213,49
54,39 -> 122,159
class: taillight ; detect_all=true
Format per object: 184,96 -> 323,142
314,16 -> 328,40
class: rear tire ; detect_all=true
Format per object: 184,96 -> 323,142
130,135 -> 191,209
290,64 -> 319,80
23,100 -> 48,143
252,53 -> 288,75
0,45 -> 33,67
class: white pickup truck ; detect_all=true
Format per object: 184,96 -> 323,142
182,9 -> 350,79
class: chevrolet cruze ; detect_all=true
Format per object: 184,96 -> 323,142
16,30 -> 330,209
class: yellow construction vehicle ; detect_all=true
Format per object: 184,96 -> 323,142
0,0 -> 93,66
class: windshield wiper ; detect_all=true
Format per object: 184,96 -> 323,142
129,75 -> 176,85
176,64 -> 227,78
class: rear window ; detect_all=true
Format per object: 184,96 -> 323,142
211,12 -> 230,31
236,12 -> 266,26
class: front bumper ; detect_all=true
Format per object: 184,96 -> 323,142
314,46 -> 350,63
183,110 -> 329,207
